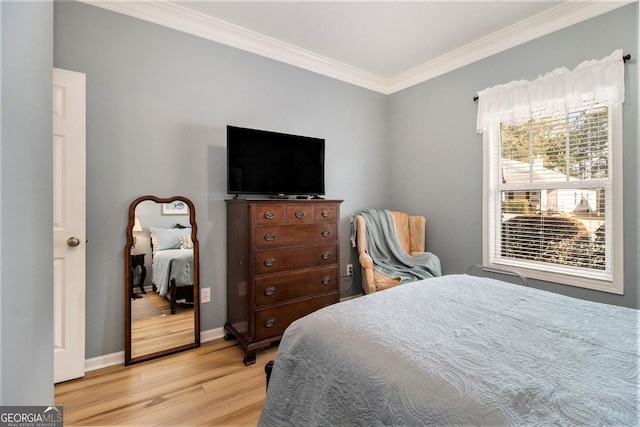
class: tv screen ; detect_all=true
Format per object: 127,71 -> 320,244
227,126 -> 325,197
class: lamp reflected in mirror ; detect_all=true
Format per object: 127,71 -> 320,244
125,195 -> 200,365
132,217 -> 142,254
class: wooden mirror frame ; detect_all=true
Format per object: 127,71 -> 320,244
124,195 -> 200,365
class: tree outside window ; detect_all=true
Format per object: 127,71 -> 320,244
498,106 -> 608,271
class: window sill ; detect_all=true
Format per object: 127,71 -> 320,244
487,260 -> 623,295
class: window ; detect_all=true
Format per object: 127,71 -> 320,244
477,50 -> 625,294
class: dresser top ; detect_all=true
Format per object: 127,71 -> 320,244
226,198 -> 343,204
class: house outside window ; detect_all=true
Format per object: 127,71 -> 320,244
477,50 -> 625,294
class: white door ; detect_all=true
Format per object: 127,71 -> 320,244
53,67 -> 86,384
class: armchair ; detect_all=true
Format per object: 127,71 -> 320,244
354,210 -> 441,294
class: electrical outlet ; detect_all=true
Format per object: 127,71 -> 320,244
347,264 -> 353,276
201,287 -> 211,303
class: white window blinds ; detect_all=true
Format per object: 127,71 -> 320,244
478,50 -> 625,293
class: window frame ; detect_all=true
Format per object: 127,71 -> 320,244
482,104 -> 624,294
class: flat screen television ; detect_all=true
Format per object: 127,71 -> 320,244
227,125 -> 325,197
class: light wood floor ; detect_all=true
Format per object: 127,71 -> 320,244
131,292 -> 195,358
55,338 -> 278,426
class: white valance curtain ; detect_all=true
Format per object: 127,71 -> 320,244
476,49 -> 625,133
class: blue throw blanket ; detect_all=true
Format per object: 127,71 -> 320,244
351,209 -> 441,282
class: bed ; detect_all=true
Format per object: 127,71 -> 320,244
149,225 -> 194,314
259,270 -> 639,426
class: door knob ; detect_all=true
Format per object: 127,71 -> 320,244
67,237 -> 81,247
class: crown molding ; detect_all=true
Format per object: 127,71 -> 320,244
78,0 -> 389,92
386,1 -> 634,94
78,0 -> 633,95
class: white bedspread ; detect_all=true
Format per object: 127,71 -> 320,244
259,274 -> 639,426
152,248 -> 193,297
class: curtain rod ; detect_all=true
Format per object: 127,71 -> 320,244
472,54 -> 631,102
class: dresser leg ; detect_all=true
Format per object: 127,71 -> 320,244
223,323 -> 236,341
243,350 -> 257,366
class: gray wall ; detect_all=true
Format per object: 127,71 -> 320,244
53,1 -> 390,359
389,3 -> 639,309
0,1 -> 54,404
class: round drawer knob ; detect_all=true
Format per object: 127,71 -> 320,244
265,317 -> 276,328
321,229 -> 330,237
321,251 -> 330,260
322,209 -> 331,217
264,210 -> 276,220
321,276 -> 331,285
265,232 -> 276,241
295,210 -> 305,219
265,258 -> 276,267
265,286 -> 277,296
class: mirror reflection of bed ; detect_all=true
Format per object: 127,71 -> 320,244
125,196 -> 200,365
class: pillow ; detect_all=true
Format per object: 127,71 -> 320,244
150,227 -> 191,255
179,234 -> 193,250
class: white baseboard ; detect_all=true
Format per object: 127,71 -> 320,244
84,326 -> 226,373
200,326 -> 225,343
85,351 -> 124,372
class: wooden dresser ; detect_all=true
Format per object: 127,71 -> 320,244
225,198 -> 342,365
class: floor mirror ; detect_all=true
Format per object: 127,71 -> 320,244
124,195 -> 200,365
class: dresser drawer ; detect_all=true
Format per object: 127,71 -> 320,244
313,204 -> 339,222
255,243 -> 338,275
254,223 -> 337,248
255,266 -> 338,306
254,293 -> 338,341
253,203 -> 285,225
285,205 -> 314,223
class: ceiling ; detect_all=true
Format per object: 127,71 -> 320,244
82,1 -> 631,94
